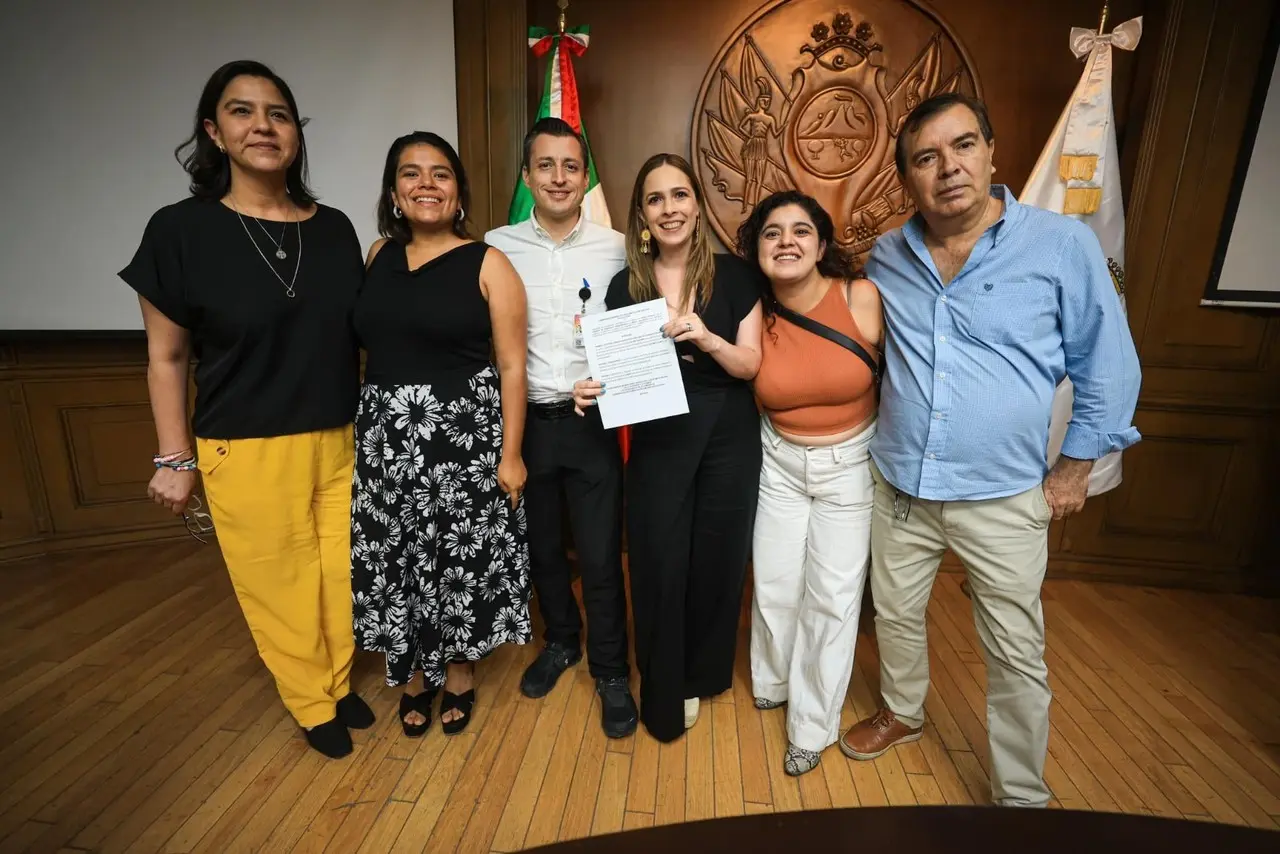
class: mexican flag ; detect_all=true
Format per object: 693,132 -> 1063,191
508,25 -> 611,229
1020,16 -> 1143,496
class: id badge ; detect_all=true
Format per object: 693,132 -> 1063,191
573,314 -> 584,349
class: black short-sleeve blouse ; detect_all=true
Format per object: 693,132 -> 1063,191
605,252 -> 762,390
119,196 -> 363,440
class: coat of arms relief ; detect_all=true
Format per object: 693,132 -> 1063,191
693,0 -> 981,258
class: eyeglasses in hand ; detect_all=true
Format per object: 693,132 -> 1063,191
182,493 -> 215,544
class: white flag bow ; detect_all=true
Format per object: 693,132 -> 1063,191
1070,17 -> 1143,59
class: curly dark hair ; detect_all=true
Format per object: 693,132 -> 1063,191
734,190 -> 862,321
174,60 -> 317,205
375,131 -> 471,243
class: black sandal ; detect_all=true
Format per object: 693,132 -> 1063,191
439,689 -> 475,735
399,690 -> 435,738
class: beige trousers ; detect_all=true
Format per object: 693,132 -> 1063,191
869,459 -> 1053,807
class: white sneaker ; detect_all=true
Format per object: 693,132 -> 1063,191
684,697 -> 700,729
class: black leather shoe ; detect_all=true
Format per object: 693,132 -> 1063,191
520,641 -> 582,698
304,717 -> 352,758
596,676 -> 638,739
336,693 -> 376,730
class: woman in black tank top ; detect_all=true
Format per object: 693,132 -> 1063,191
351,132 -> 531,737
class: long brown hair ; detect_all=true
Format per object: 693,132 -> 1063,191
624,153 -> 716,311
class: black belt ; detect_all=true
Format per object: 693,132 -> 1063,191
528,399 -> 576,419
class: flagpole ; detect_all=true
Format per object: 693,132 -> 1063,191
1097,1 -> 1109,34
558,0 -> 568,34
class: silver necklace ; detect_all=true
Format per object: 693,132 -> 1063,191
229,197 -> 303,298
254,218 -> 288,260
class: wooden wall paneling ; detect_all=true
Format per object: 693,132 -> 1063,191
1056,0 -> 1280,594
455,0 -> 493,230
486,0 -> 529,235
0,381 -> 40,547
455,0 -> 527,237
1059,406 -> 1268,567
1128,0 -> 1280,387
1122,0 -> 1280,398
21,376 -> 176,536
1247,416 -> 1280,593
6,336 -> 148,373
0,339 -> 197,562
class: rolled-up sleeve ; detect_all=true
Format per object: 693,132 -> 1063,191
1057,223 -> 1142,460
118,207 -> 191,329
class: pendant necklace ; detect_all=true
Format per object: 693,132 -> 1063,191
255,218 -> 289,260
229,195 -> 303,298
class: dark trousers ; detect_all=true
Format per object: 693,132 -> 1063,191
627,387 -> 761,741
522,403 -> 629,679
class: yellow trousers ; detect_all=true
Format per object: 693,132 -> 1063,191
196,425 -> 356,728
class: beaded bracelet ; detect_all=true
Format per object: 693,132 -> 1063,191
154,449 -> 197,472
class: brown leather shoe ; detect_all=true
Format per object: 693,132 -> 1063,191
839,709 -> 923,760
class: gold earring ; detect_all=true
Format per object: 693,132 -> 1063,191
640,228 -> 651,254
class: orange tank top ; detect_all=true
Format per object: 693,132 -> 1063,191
754,282 -> 878,436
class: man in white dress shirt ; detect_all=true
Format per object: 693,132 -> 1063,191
484,118 -> 637,738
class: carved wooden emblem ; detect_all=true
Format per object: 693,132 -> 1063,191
692,0 -> 981,258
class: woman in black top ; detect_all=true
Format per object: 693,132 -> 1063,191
352,132 -> 530,737
574,153 -> 764,742
120,60 -> 374,759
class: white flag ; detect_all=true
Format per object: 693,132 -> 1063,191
1020,17 -> 1142,496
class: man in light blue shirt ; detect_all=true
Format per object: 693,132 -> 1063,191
838,93 -> 1141,807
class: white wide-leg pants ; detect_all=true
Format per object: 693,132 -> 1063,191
749,416 -> 875,752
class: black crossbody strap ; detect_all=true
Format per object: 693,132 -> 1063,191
774,303 -> 881,384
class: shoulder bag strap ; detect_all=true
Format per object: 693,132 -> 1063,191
774,301 -> 881,385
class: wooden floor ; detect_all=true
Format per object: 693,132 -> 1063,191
1,542 -> 1278,853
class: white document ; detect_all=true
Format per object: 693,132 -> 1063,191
580,297 -> 690,429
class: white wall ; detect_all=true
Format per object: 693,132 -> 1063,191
0,0 -> 457,331
1203,47 -> 1280,307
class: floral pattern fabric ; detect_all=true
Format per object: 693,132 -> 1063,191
350,366 -> 532,688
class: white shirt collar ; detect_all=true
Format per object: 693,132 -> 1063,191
530,208 -> 586,247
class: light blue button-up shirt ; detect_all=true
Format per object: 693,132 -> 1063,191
866,185 -> 1142,502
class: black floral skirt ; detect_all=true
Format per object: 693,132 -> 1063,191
350,365 -> 532,688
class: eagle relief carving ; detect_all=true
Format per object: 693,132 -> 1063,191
693,0 -> 981,258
